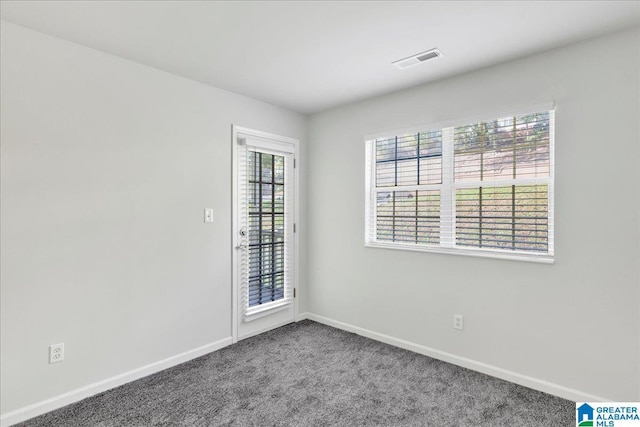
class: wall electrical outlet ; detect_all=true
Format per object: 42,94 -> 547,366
49,343 -> 64,364
453,314 -> 464,331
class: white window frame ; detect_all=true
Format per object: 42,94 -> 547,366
364,104 -> 555,264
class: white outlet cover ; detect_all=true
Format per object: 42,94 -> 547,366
453,314 -> 464,330
49,343 -> 64,363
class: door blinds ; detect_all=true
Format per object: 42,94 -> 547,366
237,135 -> 294,319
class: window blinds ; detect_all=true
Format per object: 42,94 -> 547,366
365,108 -> 554,262
237,135 -> 295,320
247,151 -> 286,306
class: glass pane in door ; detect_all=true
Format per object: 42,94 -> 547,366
247,151 -> 285,307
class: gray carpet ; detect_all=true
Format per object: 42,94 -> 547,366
18,320 -> 574,426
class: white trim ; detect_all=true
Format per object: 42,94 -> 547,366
369,177 -> 551,193
0,337 -> 232,427
237,319 -> 294,341
243,136 -> 296,154
292,133 -> 301,331
451,178 -> 552,189
364,140 -> 374,253
295,312 -> 309,322
305,313 -> 610,403
547,110 -> 556,256
373,184 -> 443,192
236,129 -> 299,146
244,300 -> 292,322
440,127 -> 454,248
231,125 -> 240,344
364,108 -> 554,263
365,241 -> 554,264
231,125 -> 299,343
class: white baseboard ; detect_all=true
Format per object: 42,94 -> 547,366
2,314 -> 610,426
238,319 -> 296,341
0,337 -> 233,427
305,313 -> 610,403
295,312 -> 309,321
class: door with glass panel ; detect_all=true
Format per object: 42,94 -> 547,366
233,127 -> 297,341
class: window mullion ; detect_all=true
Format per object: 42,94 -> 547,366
394,136 -> 398,187
415,190 -> 419,244
479,186 -> 483,248
392,191 -> 397,242
511,185 -> 516,250
440,127 -> 454,248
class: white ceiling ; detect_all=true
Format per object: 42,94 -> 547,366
1,1 -> 639,114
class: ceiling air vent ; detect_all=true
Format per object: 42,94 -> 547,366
392,48 -> 443,69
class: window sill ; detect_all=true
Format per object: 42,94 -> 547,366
365,241 -> 554,264
244,299 -> 292,322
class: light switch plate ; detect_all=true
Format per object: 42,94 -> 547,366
204,208 -> 214,223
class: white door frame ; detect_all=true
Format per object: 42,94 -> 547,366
231,125 -> 299,343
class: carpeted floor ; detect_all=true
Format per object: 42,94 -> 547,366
17,320 -> 574,426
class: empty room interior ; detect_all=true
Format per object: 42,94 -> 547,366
1,1 -> 639,426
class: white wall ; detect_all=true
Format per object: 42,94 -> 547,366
307,27 -> 640,401
0,21 -> 307,416
2,15 -> 638,421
